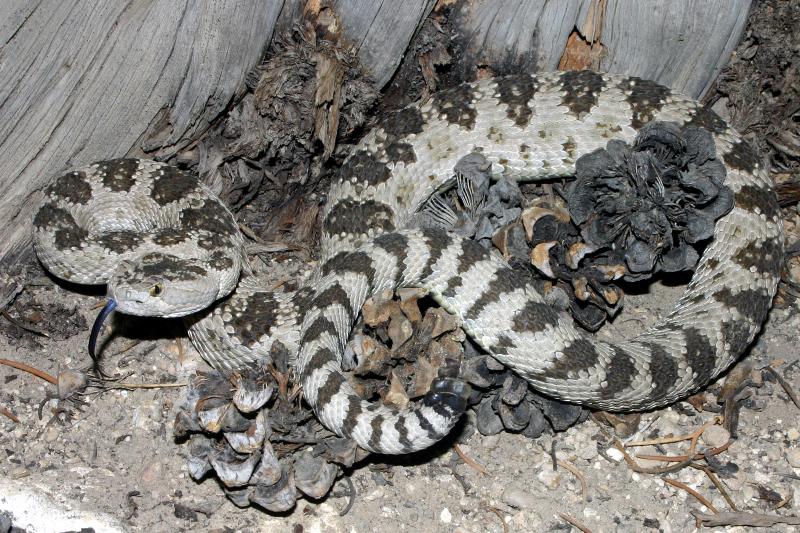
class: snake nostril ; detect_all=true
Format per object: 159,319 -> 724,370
123,290 -> 145,304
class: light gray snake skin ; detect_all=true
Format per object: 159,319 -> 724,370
33,72 -> 784,455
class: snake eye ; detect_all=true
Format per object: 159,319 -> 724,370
148,283 -> 164,297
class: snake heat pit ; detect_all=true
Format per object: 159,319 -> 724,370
32,72 -> 783,455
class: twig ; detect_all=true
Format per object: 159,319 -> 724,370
338,476 -> 356,516
558,512 -> 593,533
763,365 -> 800,409
481,504 -> 509,533
288,383 -> 303,404
269,278 -> 291,290
690,463 -> 737,511
663,477 -> 717,513
626,433 -> 695,447
721,381 -> 751,437
115,339 -> 141,356
238,223 -> 266,244
268,365 -> 290,400
626,417 -> 721,447
273,442 -> 305,457
612,438 -> 694,474
557,459 -> 589,502
453,444 -> 487,475
269,435 -> 321,445
1,310 -> 50,337
692,511 -> 800,527
597,442 -> 621,464
614,417 -> 722,474
448,454 -> 472,495
103,382 -> 187,390
773,488 -> 793,510
0,358 -> 58,384
0,405 -> 20,423
635,440 -> 731,463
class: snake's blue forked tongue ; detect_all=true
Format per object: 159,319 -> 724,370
89,298 -> 117,366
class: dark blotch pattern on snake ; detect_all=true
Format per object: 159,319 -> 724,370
33,72 -> 783,454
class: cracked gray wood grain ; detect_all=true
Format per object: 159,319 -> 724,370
0,0 -> 282,307
0,0 -> 752,310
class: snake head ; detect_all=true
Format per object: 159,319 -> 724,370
106,252 -> 223,317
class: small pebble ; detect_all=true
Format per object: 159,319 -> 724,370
786,448 -> 800,468
11,467 -> 29,480
726,476 -> 743,491
364,487 -> 385,501
766,447 -> 781,461
140,460 -> 163,486
701,425 -> 730,448
787,428 -> 800,441
741,484 -> 756,503
537,468 -> 561,489
606,447 -> 625,462
481,434 -> 501,448
43,425 -> 60,443
502,488 -> 537,509
440,507 -> 452,524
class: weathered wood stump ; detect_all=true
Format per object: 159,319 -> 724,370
0,0 -> 751,307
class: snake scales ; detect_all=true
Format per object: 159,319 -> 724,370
33,71 -> 783,454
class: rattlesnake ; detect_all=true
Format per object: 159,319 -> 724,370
33,72 -> 784,454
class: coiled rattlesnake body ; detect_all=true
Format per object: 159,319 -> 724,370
33,72 -> 784,454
